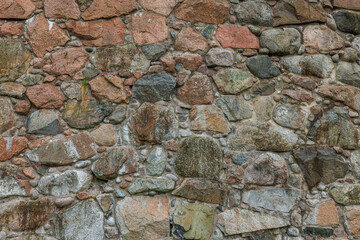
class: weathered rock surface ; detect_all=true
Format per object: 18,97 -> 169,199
116,196 -> 169,240
318,85 -> 360,112
305,200 -> 339,226
333,10 -> 360,34
127,178 -> 174,194
336,61 -> 360,87
26,110 -> 62,135
345,206 -> 360,239
0,0 -> 35,19
131,13 -> 168,45
146,147 -> 166,176
216,24 -> 259,49
206,47 -> 234,67
44,0 -> 80,19
273,104 -> 308,130
26,84 -> 65,109
175,136 -> 222,179
294,146 -> 348,188
90,124 -> 115,146
350,150 -> 360,179
216,95 -> 252,122
141,44 -> 166,61
246,55 -> 281,79
0,82 -> 25,98
218,209 -> 290,235
260,28 -> 301,55
0,97 -> 15,134
214,68 -> 254,94
303,25 -> 344,52
235,0 -> 273,26
139,0 -> 177,16
81,0 -> 137,20
189,105 -> 231,133
0,163 -> 27,198
0,138 -> 27,161
175,27 -> 207,52
330,185 -> 360,205
89,75 -> 127,103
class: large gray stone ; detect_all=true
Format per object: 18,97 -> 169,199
235,0 -> 273,26
38,170 -> 92,196
205,48 -> 234,67
56,200 -> 104,240
260,28 -> 301,55
242,188 -> 301,212
273,104 -> 308,130
0,163 -> 26,199
333,10 -> 360,34
216,95 -> 252,122
246,55 -> 281,79
26,110 -> 62,136
146,147 -> 166,176
336,61 -> 360,87
132,74 -> 176,103
127,178 -> 175,194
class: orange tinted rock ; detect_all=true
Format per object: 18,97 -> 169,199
66,17 -> 125,46
26,15 -> 69,57
345,206 -> 360,239
175,52 -> 203,71
131,13 -> 168,45
216,24 -> 259,49
22,167 -> 35,179
82,0 -> 137,20
0,0 -> 35,19
44,0 -> 80,19
89,75 -> 127,103
189,105 -> 230,133
317,201 -> 339,225
0,22 -> 22,36
26,84 -> 65,109
0,137 -> 28,161
174,0 -> 230,24
139,0 -> 177,16
175,27 -> 207,52
334,0 -> 360,10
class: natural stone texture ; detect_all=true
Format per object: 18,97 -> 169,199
0,82 -> 25,98
216,24 -> 259,49
333,10 -> 360,34
146,147 -> 166,176
38,170 -> 92,196
213,68 -> 254,94
0,163 -> 27,198
318,85 -> 360,112
0,198 -> 54,231
89,75 -> 127,103
81,0 -> 137,20
174,0 -> 230,24
129,103 -> 178,144
234,0 -> 273,26
141,44 -> 166,61
116,196 -> 169,240
273,104 -> 308,130
243,188 -> 300,212
66,17 -> 125,46
131,13 -> 168,45
22,75 -> 43,86
93,44 -> 149,77
246,55 -> 281,79
174,52 -> 203,71
272,0 -> 326,26
63,101 -> 113,129
96,193 -> 113,213
329,185 -> 360,205
244,153 -> 288,186
336,61 -> 360,87
44,0 -> 80,19
0,97 -> 15,134
132,73 -> 176,103
341,48 -> 359,63
90,124 -> 115,146
303,25 -> 344,52
351,150 -> 360,179
26,110 -> 62,136
0,0 -> 35,19
175,136 -> 222,179
218,209 -> 290,235
228,121 -> 298,152
303,227 -> 334,237
44,48 -> 88,76
294,146 -> 348,188
0,22 -> 23,36
189,105 -> 230,133
117,146 -> 139,176
175,27 -> 207,52
109,104 -> 127,124
334,0 -> 360,10
26,15 -> 69,57
345,206 -> 360,239
139,0 -> 177,16
127,178 -> 175,194
254,96 -> 273,121
56,200 -> 104,240
205,47 -> 234,67
260,28 -> 301,55
172,179 -> 227,205
216,95 -> 252,122
305,201 -> 339,226
177,72 -> 214,105
0,39 -> 31,82
26,133 -> 96,166
92,146 -> 134,180
308,107 -> 357,149
172,200 -> 215,240
0,137 -> 28,161
281,55 -> 334,78
26,85 -> 65,109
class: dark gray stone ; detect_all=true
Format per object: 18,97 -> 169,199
246,55 -> 281,79
303,227 -> 334,238
141,44 -> 166,61
132,74 -> 176,103
333,10 -> 360,34
82,67 -> 100,80
336,61 -> 360,87
26,110 -> 62,136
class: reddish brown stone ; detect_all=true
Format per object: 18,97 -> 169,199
0,0 -> 35,19
282,89 -> 313,104
15,101 -> 30,115
216,24 -> 259,49
334,0 -> 360,10
175,52 -> 203,71
26,84 -> 65,109
139,0 -> 177,16
317,201 -> 339,225
291,75 -> 317,90
177,72 -> 214,105
0,97 -> 15,134
82,0 -> 137,20
22,167 -> 35,179
0,22 -> 23,36
345,206 -> 360,239
26,15 -> 69,57
89,75 -> 127,103
175,27 -> 207,52
44,0 -> 80,19
160,53 -> 176,72
66,17 -> 125,46
131,13 -> 168,45
0,198 -> 54,231
44,48 -> 88,76
226,165 -> 244,185
76,192 -> 89,200
0,137 -> 28,161
165,140 -> 178,151
189,105 -> 230,133
303,25 -> 344,51
174,0 -> 230,24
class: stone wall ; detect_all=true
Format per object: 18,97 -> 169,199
0,0 -> 360,239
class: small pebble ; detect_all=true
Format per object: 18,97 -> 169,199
106,217 -> 116,226
115,189 -> 126,198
